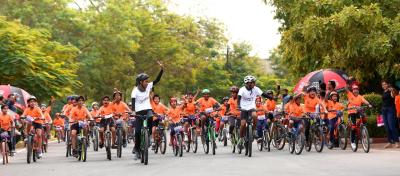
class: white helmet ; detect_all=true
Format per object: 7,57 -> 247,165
244,75 -> 256,83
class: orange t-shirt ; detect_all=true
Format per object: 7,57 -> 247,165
91,109 -> 101,123
304,94 -> 320,113
98,105 -> 114,116
220,104 -> 228,117
256,105 -> 266,116
112,101 -> 130,119
23,107 -> 43,124
63,104 -> 73,116
395,95 -> 400,117
265,99 -> 276,112
326,101 -> 345,119
53,118 -> 65,127
347,91 -> 367,114
228,98 -> 240,117
167,107 -> 182,123
70,106 -> 90,122
0,113 -> 13,131
43,112 -> 52,124
288,103 -> 303,118
196,97 -> 218,112
152,102 -> 168,115
184,102 -> 196,115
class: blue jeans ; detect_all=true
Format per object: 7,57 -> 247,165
382,107 -> 399,143
256,119 -> 267,138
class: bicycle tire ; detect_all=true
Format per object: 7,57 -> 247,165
338,124 -> 347,150
117,129 -> 122,158
160,130 -> 167,154
314,126 -> 324,153
93,129 -> 99,151
223,129 -> 228,147
191,128 -> 198,153
185,132 -> 190,153
294,133 -> 305,155
350,128 -> 358,152
361,125 -> 370,153
27,136 -> 32,164
2,142 -> 6,165
178,134 -> 183,157
273,125 -> 286,150
143,129 -> 149,165
265,129 -> 271,152
247,125 -> 253,157
288,133 -> 295,154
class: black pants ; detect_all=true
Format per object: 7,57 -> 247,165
134,110 -> 153,152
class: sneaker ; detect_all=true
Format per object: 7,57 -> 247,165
37,151 -> 43,159
351,143 -> 356,149
99,143 -> 104,149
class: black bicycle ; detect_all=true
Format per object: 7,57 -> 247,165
115,119 -> 124,158
304,113 -> 324,153
135,114 -> 151,165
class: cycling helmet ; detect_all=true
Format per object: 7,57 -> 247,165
266,90 -> 273,94
230,86 -> 239,93
222,97 -> 229,101
27,96 -> 37,102
329,91 -> 340,101
75,95 -> 85,101
244,75 -> 256,83
136,73 -> 150,83
40,104 -> 47,108
202,89 -> 210,94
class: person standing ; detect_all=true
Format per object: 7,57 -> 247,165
381,81 -> 399,148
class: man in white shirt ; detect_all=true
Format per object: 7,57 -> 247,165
131,61 -> 164,160
237,75 -> 269,144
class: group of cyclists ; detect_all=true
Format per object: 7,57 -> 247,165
0,61 -> 376,165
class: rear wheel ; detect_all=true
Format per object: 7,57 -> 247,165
338,124 -> 347,150
361,125 -> 370,153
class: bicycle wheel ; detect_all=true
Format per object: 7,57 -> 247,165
338,124 -> 347,150
32,148 -> 37,162
288,133 -> 295,154
273,125 -> 286,150
66,132 -> 71,157
361,125 -> 370,153
117,129 -> 122,158
247,125 -> 253,157
143,129 -> 149,165
185,132 -> 190,153
160,130 -> 167,154
294,133 -> 305,155
191,128 -> 198,153
305,129 -> 312,152
223,129 -> 228,147
106,133 -> 112,160
57,131 -> 61,143
2,142 -> 6,165
257,130 -> 264,152
314,126 -> 324,153
93,129 -> 99,152
211,128 -> 216,155
265,129 -> 271,152
173,136 -> 178,156
27,136 -> 32,164
178,134 -> 183,157
202,131 -> 209,154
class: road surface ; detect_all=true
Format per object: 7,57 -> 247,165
2,140 -> 400,176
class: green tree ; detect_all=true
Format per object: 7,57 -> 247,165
0,16 -> 79,98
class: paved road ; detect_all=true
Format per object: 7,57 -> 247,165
2,140 -> 400,176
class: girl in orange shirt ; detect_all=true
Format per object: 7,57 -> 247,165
0,105 -> 14,152
288,94 -> 304,131
167,97 -> 184,145
326,92 -> 345,145
22,96 -> 45,158
53,113 -> 65,142
255,96 -> 267,141
69,96 -> 92,155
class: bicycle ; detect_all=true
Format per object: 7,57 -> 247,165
201,108 -> 217,155
21,116 -> 42,163
62,115 -> 72,157
170,121 -> 184,157
188,115 -> 199,153
304,113 -> 325,153
242,111 -> 254,157
134,114 -> 151,165
270,111 -> 287,150
102,114 -> 114,160
42,123 -> 49,153
0,131 -> 10,165
127,115 -> 136,145
287,117 -> 305,155
229,116 -> 241,154
55,125 -> 63,143
326,110 -> 347,150
256,113 -> 271,152
89,119 -> 100,152
153,115 -> 167,154
76,121 -> 88,162
346,106 -> 371,153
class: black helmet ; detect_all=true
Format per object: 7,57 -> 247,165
222,97 -> 229,101
136,73 -> 149,85
27,96 -> 37,102
75,95 -> 85,101
307,86 -> 317,93
266,90 -> 273,94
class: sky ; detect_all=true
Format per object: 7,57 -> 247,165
72,0 -> 281,58
168,0 -> 281,58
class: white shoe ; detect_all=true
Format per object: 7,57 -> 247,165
351,143 -> 356,149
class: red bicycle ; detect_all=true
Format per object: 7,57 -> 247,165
346,106 -> 371,153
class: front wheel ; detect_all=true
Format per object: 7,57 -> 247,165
247,125 -> 253,157
160,130 -> 167,155
178,134 -> 183,157
361,125 -> 370,153
273,125 -> 286,150
350,128 -> 358,152
81,138 -> 87,162
314,127 -> 324,153
117,129 -> 122,158
191,128 -> 198,153
338,124 -> 347,150
142,129 -> 149,165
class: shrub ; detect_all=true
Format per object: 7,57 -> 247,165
363,93 -> 382,115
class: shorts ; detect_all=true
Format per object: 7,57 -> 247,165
32,122 -> 43,130
100,118 -> 115,128
240,109 -> 256,120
